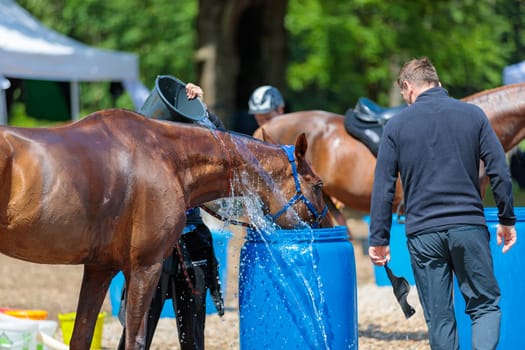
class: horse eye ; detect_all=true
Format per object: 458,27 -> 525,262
313,182 -> 323,194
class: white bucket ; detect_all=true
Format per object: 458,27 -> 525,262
0,317 -> 38,350
37,320 -> 58,350
0,313 -> 58,350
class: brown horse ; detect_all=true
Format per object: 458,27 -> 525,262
0,109 -> 329,350
254,83 -> 525,214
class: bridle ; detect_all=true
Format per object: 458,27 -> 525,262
267,145 -> 328,228
201,144 -> 328,229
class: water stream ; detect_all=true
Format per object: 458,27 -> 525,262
211,147 -> 335,349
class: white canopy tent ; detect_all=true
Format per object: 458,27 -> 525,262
0,0 -> 142,124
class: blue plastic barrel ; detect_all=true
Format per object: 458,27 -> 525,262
205,229 -> 232,314
239,226 -> 358,349
454,207 -> 525,349
363,214 -> 416,286
108,230 -> 232,317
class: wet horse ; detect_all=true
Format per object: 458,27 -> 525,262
0,109 -> 329,350
254,83 -> 525,214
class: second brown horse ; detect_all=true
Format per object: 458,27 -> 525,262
255,83 -> 525,214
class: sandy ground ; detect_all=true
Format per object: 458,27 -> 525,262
0,216 -> 430,349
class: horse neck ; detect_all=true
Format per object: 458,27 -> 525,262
464,83 -> 525,151
168,127 -> 233,207
221,134 -> 290,200
171,127 -> 288,208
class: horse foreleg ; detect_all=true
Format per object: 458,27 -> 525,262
70,265 -> 116,350
323,193 -> 348,228
124,262 -> 163,350
479,161 -> 490,199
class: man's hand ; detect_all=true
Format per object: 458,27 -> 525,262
497,224 -> 517,253
368,245 -> 390,266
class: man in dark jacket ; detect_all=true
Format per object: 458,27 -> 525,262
368,57 -> 517,350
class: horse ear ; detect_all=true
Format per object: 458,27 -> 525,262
294,133 -> 308,159
261,128 -> 277,144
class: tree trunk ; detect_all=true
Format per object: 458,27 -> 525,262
196,0 -> 288,131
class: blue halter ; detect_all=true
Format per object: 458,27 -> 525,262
269,145 -> 328,228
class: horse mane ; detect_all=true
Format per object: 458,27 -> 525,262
129,111 -> 271,146
66,110 -> 275,149
227,129 -> 275,145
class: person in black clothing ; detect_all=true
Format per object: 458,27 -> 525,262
118,81 -> 224,350
368,57 -> 517,350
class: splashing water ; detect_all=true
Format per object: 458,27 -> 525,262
212,144 -> 335,349
238,222 -> 332,348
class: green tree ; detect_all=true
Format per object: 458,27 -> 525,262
498,0 -> 525,66
286,0 -> 515,112
17,0 -> 198,114
14,0 -> 522,121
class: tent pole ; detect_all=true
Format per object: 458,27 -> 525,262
0,89 -> 7,125
0,76 -> 10,125
70,81 -> 80,121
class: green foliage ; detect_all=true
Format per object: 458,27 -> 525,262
286,0 -> 516,112
9,103 -> 64,127
13,0 -> 523,117
17,0 -> 198,114
483,181 -> 525,208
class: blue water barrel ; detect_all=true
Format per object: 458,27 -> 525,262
239,226 -> 358,349
108,230 -> 232,317
205,229 -> 232,314
454,207 -> 525,349
363,215 -> 416,286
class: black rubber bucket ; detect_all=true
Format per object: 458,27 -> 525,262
139,75 -> 207,122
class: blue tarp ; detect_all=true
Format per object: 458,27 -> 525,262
503,61 -> 525,85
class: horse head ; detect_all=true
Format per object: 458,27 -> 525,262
255,132 -> 331,229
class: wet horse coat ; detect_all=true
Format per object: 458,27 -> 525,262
254,83 -> 525,213
0,109 -> 328,349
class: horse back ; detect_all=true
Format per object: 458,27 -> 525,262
463,83 -> 525,151
0,110 -> 186,265
255,110 -> 342,143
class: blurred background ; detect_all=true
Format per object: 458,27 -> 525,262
0,4 -> 523,347
0,0 -> 525,205
1,0 -> 524,203
1,0 -> 523,131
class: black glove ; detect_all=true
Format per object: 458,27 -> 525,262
384,263 -> 415,319
207,253 -> 225,316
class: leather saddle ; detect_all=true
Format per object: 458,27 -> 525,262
344,97 -> 406,156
